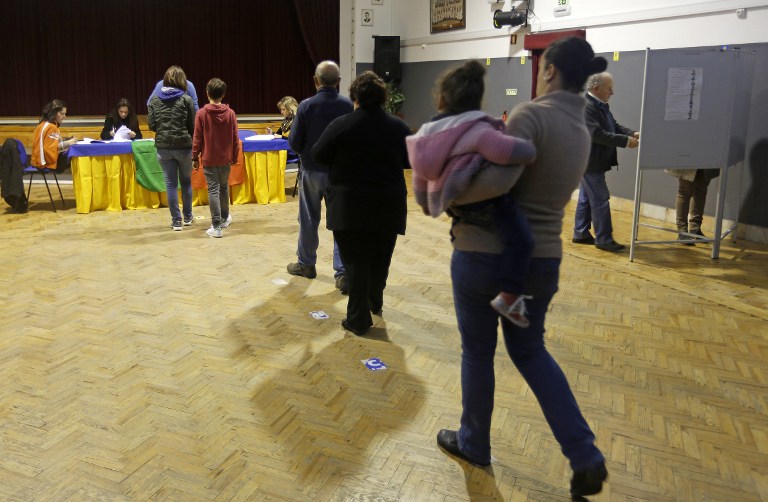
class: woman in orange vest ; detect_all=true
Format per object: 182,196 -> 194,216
31,99 -> 78,170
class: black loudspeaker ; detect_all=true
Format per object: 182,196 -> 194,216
373,36 -> 401,82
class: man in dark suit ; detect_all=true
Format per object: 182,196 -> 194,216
572,72 -> 639,252
287,61 -> 354,292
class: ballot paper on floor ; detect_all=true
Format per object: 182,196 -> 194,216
361,358 -> 388,371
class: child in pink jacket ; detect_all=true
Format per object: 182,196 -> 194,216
407,61 -> 537,326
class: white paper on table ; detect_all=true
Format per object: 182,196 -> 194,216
78,138 -> 96,144
113,125 -> 133,141
244,134 -> 275,141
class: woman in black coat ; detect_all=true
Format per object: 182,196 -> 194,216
312,71 -> 411,336
100,98 -> 143,140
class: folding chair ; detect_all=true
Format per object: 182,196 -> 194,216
20,141 -> 66,212
287,151 -> 301,198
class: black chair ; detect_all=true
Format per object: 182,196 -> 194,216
287,151 -> 301,198
21,141 -> 66,211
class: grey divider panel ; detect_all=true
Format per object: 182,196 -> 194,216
638,47 -> 754,170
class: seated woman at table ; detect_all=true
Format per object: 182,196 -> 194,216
100,98 -> 143,140
31,99 -> 78,171
266,96 -> 298,138
148,66 -> 196,231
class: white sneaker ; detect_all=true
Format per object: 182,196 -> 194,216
490,293 -> 532,328
206,226 -> 222,238
221,214 -> 232,228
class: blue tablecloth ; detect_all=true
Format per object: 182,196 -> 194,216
242,138 -> 289,152
69,137 -> 289,157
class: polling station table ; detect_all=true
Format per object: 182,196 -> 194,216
68,137 -> 288,214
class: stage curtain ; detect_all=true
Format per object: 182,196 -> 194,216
0,0 -> 338,116
293,0 -> 341,64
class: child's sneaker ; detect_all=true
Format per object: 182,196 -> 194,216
206,226 -> 222,238
221,214 -> 232,228
171,220 -> 183,231
491,293 -> 532,328
183,216 -> 194,226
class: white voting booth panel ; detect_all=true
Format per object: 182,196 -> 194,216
630,47 -> 754,260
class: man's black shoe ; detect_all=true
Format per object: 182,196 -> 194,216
595,240 -> 625,252
436,429 -> 490,467
570,461 -> 608,499
341,318 -> 369,336
572,235 -> 595,245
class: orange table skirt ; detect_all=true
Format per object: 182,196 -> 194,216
71,150 -> 287,214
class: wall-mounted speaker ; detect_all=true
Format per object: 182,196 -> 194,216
373,36 -> 401,82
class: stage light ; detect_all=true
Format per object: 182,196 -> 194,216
493,8 -> 526,29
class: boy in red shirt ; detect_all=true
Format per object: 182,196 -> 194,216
192,78 -> 239,238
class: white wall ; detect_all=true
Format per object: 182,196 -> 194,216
342,0 -> 768,66
340,0 -> 395,94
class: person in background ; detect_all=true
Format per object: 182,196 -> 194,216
31,99 -> 78,171
406,60 -> 538,327
286,60 -> 353,294
192,78 -> 239,239
312,71 -> 410,336
435,37 -> 609,500
148,66 -> 196,231
666,168 -> 720,243
267,96 -> 298,138
572,71 -> 639,252
100,98 -> 143,140
148,65 -> 199,113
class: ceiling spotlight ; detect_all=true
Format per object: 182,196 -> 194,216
493,8 -> 526,29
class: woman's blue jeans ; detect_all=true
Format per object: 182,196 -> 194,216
157,148 -> 193,224
451,250 -> 604,470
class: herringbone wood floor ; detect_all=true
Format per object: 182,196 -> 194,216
1,174 -> 766,501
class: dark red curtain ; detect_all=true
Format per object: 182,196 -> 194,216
293,0 -> 340,64
0,0 -> 339,116
524,30 -> 586,99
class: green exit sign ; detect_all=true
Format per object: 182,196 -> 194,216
558,0 -> 568,5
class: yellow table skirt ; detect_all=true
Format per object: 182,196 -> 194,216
71,154 -> 166,213
232,150 -> 288,205
72,150 -> 287,213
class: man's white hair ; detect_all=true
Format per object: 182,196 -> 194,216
587,72 -> 612,90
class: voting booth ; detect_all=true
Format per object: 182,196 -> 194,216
629,46 -> 755,260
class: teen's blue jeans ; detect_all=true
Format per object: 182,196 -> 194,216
297,170 -> 344,277
573,171 -> 614,245
451,250 -> 604,470
157,148 -> 193,224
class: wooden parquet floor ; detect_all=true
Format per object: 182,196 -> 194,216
1,175 -> 766,501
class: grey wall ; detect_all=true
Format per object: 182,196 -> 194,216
364,45 -> 767,230
399,58 -> 533,130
